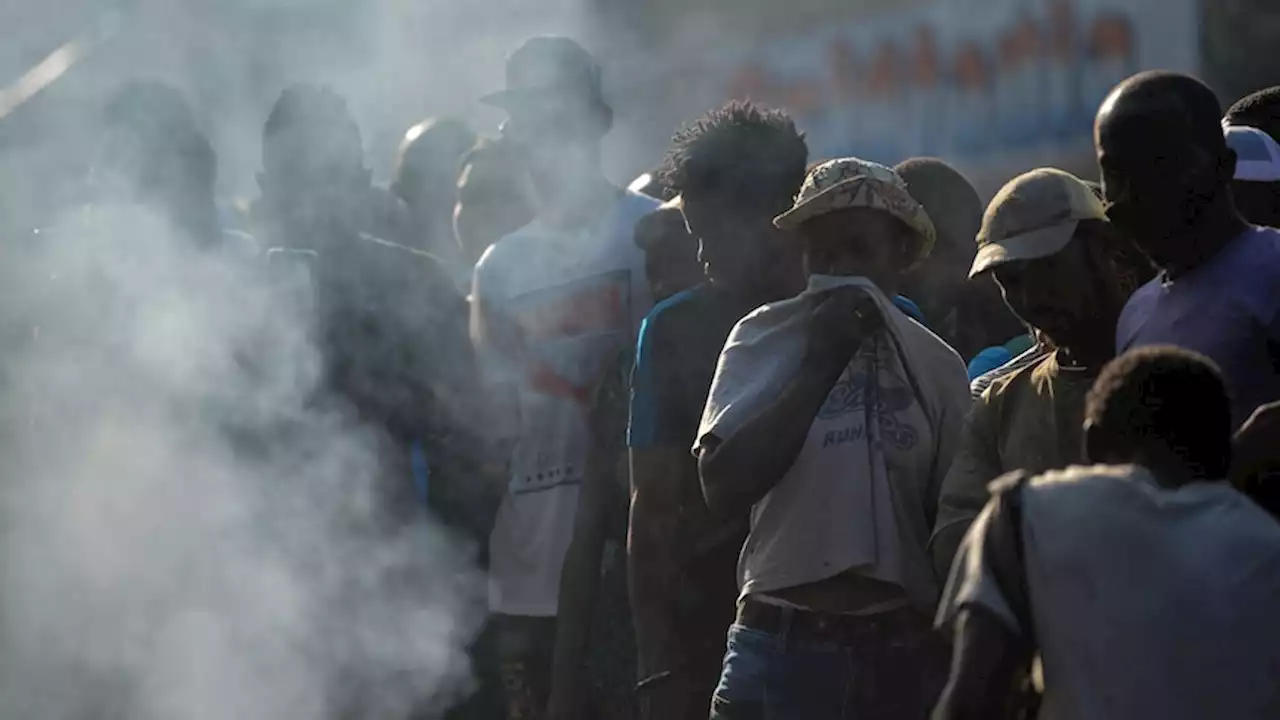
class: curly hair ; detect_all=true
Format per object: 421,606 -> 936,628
661,101 -> 807,214
1225,86 -> 1280,140
1086,345 -> 1231,478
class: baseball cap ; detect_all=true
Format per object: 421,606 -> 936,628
968,168 -> 1107,279
774,157 -> 937,268
481,36 -> 606,111
1223,122 -> 1280,182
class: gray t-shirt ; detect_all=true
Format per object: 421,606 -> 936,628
938,464 -> 1280,720
697,276 -> 970,610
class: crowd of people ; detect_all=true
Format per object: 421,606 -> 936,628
16,32 -> 1280,720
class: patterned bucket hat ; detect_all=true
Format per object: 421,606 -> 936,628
774,157 -> 937,267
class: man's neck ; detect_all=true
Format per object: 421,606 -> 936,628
1164,198 -> 1249,279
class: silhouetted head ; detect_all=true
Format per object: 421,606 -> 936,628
1085,345 -> 1232,484
453,137 -> 534,267
633,197 -> 702,302
1094,72 -> 1237,269
392,117 -> 476,224
258,84 -> 369,240
663,101 -> 808,293
895,157 -> 983,302
99,81 -> 218,245
484,37 -> 612,204
1223,86 -> 1280,227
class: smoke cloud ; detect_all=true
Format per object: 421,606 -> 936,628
0,1 -> 637,716
0,204 -> 486,719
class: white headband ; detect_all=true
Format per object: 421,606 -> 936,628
1223,122 -> 1280,182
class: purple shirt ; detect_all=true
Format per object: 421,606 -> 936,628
1117,226 -> 1280,427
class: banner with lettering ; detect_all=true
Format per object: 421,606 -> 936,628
620,0 -> 1198,171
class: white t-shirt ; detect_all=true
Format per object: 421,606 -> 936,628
939,464 -> 1280,720
473,189 -> 658,616
695,276 -> 969,610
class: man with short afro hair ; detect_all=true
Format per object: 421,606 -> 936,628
935,345 -> 1280,720
628,100 -> 807,720
662,101 -> 808,217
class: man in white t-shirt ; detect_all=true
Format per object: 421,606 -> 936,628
470,36 -> 659,719
934,345 -> 1280,720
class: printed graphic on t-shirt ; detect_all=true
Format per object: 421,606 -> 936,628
816,360 -> 919,451
506,268 -> 633,495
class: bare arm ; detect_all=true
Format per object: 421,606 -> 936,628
929,402 -> 1003,579
698,352 -> 848,518
699,289 -> 880,518
627,447 -> 695,684
548,446 -> 621,720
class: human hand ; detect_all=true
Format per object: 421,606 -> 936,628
804,286 -> 882,367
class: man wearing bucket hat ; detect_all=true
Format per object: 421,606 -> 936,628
470,36 -> 660,720
929,168 -> 1151,579
696,158 -> 969,719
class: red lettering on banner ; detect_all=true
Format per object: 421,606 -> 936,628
1089,12 -> 1133,61
729,63 -> 772,101
1048,0 -> 1076,59
786,79 -> 822,114
954,41 -> 990,90
715,2 -> 1144,156
866,40 -> 901,100
827,39 -> 862,101
912,25 -> 940,88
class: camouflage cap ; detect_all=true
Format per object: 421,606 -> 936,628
774,157 -> 936,267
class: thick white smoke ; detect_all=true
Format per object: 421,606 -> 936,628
0,205 -> 486,719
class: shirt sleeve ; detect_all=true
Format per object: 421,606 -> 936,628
935,498 -> 1020,636
627,311 -> 682,448
930,394 -> 1004,574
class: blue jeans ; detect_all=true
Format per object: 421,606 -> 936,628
709,609 -> 948,720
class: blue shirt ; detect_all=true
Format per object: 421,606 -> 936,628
629,285 -> 763,449
630,290 -> 930,448
1117,226 -> 1280,426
